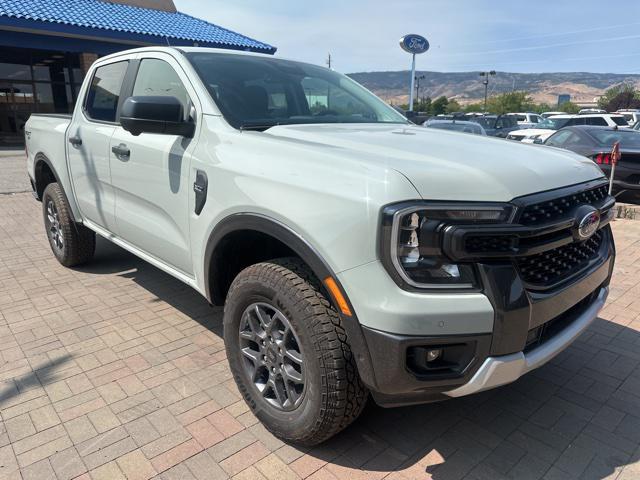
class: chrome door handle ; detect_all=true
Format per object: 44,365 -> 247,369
111,143 -> 130,158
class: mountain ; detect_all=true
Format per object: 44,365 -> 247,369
346,71 -> 640,106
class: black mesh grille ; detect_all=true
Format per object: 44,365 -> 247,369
465,234 -> 517,254
516,230 -> 603,286
519,184 -> 608,226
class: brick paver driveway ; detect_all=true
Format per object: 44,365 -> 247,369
1,190 -> 640,480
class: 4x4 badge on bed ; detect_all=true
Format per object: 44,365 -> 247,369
577,208 -> 600,240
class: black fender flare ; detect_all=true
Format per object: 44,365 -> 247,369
203,213 -> 377,388
34,153 -> 77,222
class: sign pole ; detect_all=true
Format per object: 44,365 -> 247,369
399,34 -> 429,114
409,53 -> 416,112
609,141 -> 620,195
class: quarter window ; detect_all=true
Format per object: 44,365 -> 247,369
586,117 -> 607,126
84,61 -> 128,123
132,59 -> 190,119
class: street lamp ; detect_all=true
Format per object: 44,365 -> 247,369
479,70 -> 496,112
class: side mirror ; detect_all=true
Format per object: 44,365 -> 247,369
120,96 -> 195,137
533,138 -> 544,145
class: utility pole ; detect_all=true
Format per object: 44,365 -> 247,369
326,53 -> 332,69
479,70 -> 496,111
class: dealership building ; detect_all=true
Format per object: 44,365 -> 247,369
0,0 -> 275,145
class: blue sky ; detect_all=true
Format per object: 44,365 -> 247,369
176,0 -> 640,74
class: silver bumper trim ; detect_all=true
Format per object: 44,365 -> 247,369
445,287 -> 609,398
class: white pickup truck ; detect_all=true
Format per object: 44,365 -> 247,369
25,46 -> 615,445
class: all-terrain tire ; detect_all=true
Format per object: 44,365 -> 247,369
42,182 -> 95,267
223,257 -> 367,446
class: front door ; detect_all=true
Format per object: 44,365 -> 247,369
67,60 -> 129,231
109,54 -> 197,276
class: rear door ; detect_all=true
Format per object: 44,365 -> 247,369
67,60 -> 129,231
109,52 -> 199,276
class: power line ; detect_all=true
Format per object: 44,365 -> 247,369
456,21 -> 640,47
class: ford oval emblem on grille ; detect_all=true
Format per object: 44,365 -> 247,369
577,210 -> 600,240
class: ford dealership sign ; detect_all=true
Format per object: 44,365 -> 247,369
399,34 -> 429,54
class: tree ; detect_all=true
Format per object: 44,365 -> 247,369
430,96 -> 449,115
598,83 -> 640,112
486,91 -> 534,114
446,99 -> 462,113
558,101 -> 581,114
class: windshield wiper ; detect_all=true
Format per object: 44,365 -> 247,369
239,123 -> 279,132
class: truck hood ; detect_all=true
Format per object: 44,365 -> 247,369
265,124 -> 604,202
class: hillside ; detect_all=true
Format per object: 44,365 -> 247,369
347,71 -> 640,106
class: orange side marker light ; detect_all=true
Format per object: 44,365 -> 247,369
323,277 -> 353,317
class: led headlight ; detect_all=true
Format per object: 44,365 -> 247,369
382,203 -> 513,289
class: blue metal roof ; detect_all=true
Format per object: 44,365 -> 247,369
0,0 -> 276,53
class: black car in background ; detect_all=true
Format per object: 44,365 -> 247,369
544,126 -> 640,203
471,114 -> 520,137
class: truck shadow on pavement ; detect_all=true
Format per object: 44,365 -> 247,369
76,237 -> 640,480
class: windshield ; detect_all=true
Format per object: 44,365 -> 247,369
426,122 -> 483,135
537,117 -> 570,130
588,130 -> 640,149
186,52 -> 407,130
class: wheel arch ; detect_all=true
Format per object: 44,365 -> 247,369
33,153 -> 78,223
204,213 -> 377,387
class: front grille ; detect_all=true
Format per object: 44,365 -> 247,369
516,230 -> 604,286
519,184 -> 608,226
465,234 -> 517,254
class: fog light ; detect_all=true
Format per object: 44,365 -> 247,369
426,349 -> 442,362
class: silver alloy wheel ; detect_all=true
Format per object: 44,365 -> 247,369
46,200 -> 64,251
239,302 -> 305,411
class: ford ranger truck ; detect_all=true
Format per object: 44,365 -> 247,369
25,47 -> 615,446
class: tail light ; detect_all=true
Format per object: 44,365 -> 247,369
594,153 -> 611,165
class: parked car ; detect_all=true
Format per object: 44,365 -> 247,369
423,119 -> 487,135
25,46 -> 615,445
471,114 -> 521,137
541,111 -> 567,118
513,112 -> 543,128
544,126 -> 640,202
507,114 -> 626,143
615,109 -> 640,126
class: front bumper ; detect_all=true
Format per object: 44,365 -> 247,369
445,286 -> 607,397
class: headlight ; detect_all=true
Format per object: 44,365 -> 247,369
381,203 -> 514,290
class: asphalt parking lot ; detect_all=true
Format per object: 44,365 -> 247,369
1,154 -> 640,479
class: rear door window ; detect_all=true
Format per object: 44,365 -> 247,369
84,61 -> 128,123
611,116 -> 629,126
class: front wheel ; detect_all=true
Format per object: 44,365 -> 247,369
223,258 -> 367,446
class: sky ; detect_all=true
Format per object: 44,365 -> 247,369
176,0 -> 640,75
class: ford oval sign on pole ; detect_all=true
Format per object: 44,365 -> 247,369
400,34 -> 429,112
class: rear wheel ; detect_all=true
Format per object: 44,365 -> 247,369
42,183 -> 95,267
223,258 -> 367,446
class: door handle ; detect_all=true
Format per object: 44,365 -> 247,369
111,143 -> 130,158
68,135 -> 82,147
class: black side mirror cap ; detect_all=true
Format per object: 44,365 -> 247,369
120,96 -> 195,137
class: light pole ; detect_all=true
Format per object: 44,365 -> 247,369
479,70 -> 496,111
415,74 -> 426,109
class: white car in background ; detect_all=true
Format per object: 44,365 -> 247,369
506,113 -> 628,143
616,110 -> 640,126
513,112 -> 543,128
